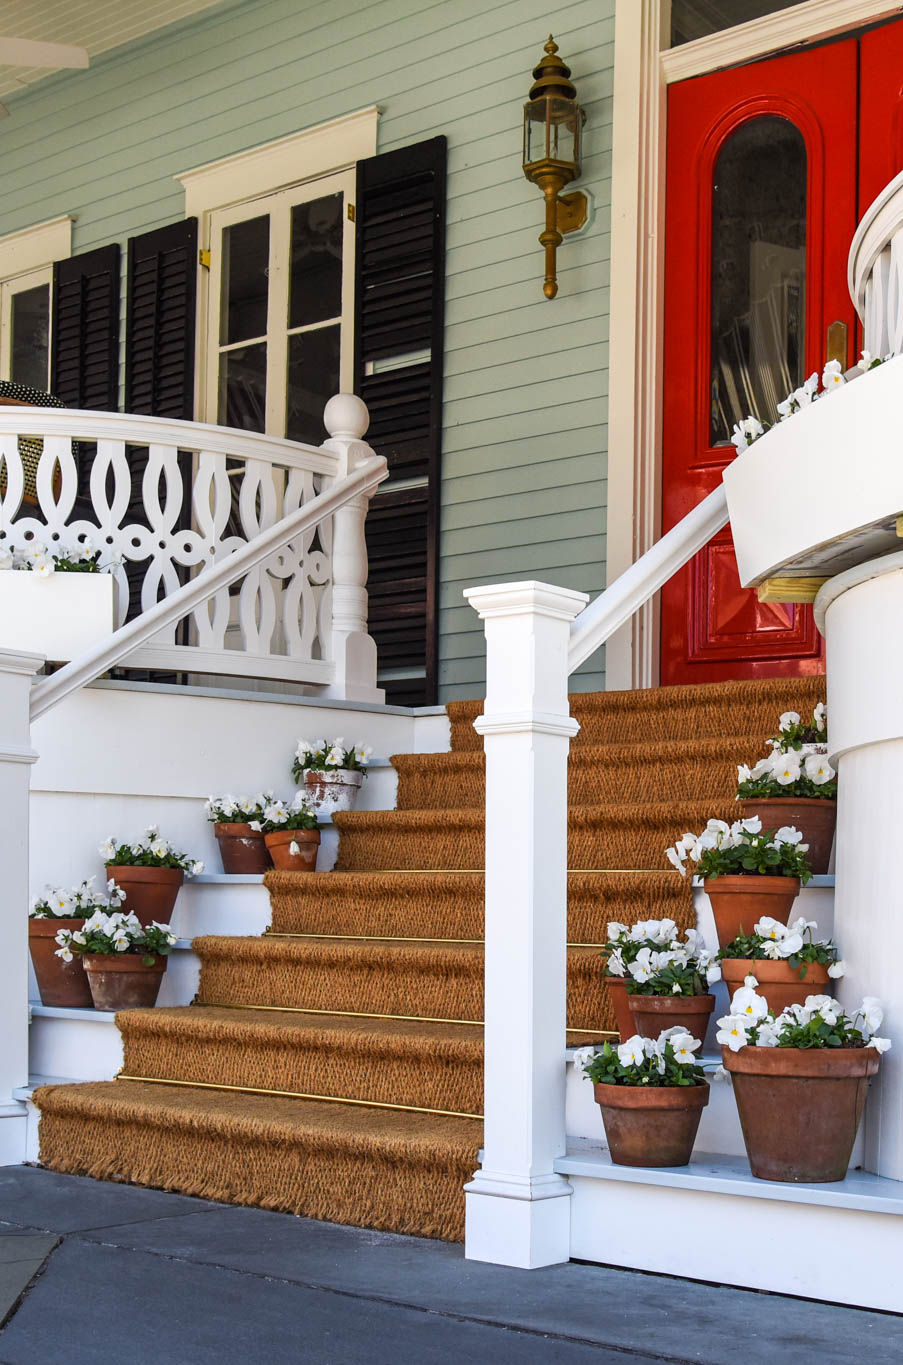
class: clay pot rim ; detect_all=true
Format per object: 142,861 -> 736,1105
719,958 -> 830,982
302,768 -> 363,781
28,915 -> 86,935
105,864 -> 185,883
737,796 -> 836,808
81,953 -> 168,972
722,1045 -> 880,1078
593,1080 -> 710,1110
627,993 -> 715,1012
214,822 -> 266,836
264,827 -> 321,845
705,874 -> 801,894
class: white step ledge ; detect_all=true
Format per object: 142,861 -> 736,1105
13,1075 -> 84,1101
30,1003 -> 115,1023
554,1140 -> 903,1216
693,873 -> 834,888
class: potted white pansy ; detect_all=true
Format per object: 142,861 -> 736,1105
602,918 -> 681,1041
258,793 -> 321,871
205,793 -> 275,873
623,927 -> 721,1044
717,984 -> 889,1183
717,915 -> 843,1013
55,911 -> 177,1011
0,536 -> 114,660
29,876 -> 125,1009
101,827 -> 203,926
736,703 -> 836,873
575,1029 -> 709,1167
291,737 -> 372,818
667,817 -> 811,948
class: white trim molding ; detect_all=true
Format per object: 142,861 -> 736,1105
176,106 -> 380,217
0,215 -> 72,280
606,0 -> 903,689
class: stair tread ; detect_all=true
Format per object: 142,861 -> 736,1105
335,799 -> 734,827
117,1005 -> 483,1049
391,733 -> 776,767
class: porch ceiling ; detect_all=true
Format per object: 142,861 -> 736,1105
0,0 -> 225,101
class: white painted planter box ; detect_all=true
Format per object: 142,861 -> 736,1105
0,572 -> 114,660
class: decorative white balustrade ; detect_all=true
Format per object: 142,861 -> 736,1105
848,167 -> 903,357
0,403 -> 382,693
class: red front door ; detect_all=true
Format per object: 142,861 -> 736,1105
660,23 -> 903,686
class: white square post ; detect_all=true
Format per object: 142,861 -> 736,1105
463,580 -> 588,1268
0,650 -> 42,1162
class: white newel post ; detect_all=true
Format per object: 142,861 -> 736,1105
816,554 -> 903,1180
463,580 -> 588,1269
321,394 -> 386,703
0,650 -> 42,1160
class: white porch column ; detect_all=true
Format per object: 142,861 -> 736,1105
0,650 -> 42,1162
817,553 -> 903,1179
321,393 -> 386,704
463,580 -> 587,1269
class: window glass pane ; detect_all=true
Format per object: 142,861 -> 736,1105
671,1 -> 800,46
289,194 -> 343,330
10,284 -> 50,390
710,116 -> 806,446
221,216 -> 269,345
286,324 -> 340,444
218,342 -> 267,432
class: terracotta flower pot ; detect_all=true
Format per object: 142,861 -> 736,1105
264,827 -> 320,871
720,957 -> 831,1014
723,1044 -> 880,1182
705,874 -> 800,948
28,918 -> 93,1008
593,1080 -> 710,1167
105,865 -> 184,927
627,992 -> 715,1042
301,768 -> 364,818
738,797 -> 836,875
214,822 -> 272,874
605,976 -> 634,1042
81,953 -> 167,1011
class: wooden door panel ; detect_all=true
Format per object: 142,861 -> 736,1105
660,41 -> 859,685
858,19 -> 903,213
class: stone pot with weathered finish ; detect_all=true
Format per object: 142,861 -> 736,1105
605,975 -> 634,1042
738,797 -> 836,874
720,957 -> 831,1015
593,1080 -> 710,1167
82,953 -> 167,1011
29,917 -> 93,1008
105,865 -> 183,927
264,827 -> 320,872
705,875 -> 799,948
301,768 -> 364,818
214,822 -> 272,874
723,1044 -> 880,1182
627,992 -> 715,1043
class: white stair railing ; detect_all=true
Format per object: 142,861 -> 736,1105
0,396 -> 382,690
463,476 -> 730,1270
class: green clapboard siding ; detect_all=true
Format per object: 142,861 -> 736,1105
0,0 -> 612,701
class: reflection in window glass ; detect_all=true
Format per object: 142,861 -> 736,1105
289,194 -> 343,330
218,342 -> 267,432
221,216 -> 269,345
710,116 -> 806,445
11,284 -> 50,390
286,324 -> 340,444
671,1 -> 800,46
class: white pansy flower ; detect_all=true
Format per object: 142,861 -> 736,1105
617,1037 -> 646,1068
776,932 -> 804,958
861,997 -> 885,1033
814,701 -> 827,733
716,1016 -> 750,1052
858,350 -> 873,371
55,945 -> 74,963
737,763 -> 752,784
827,961 -> 846,979
149,840 -> 169,859
779,712 -> 801,731
771,752 -> 802,786
99,838 -> 117,860
325,746 -> 344,767
755,1021 -> 780,1048
572,1046 -> 597,1076
0,548 -> 12,570
871,1037 -> 892,1054
804,752 -> 835,785
730,415 -> 764,452
731,987 -> 769,1021
772,825 -> 803,846
190,861 -> 204,876
743,974 -> 759,988
666,846 -> 688,875
822,358 -> 846,390
289,840 -> 301,857
754,917 -> 786,941
353,745 -> 373,765
669,1034 -> 701,1066
607,948 -> 625,977
750,757 -> 773,779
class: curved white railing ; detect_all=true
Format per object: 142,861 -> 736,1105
848,167 -> 903,357
0,407 -> 357,684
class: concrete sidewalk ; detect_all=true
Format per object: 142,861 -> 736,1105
0,1166 -> 899,1364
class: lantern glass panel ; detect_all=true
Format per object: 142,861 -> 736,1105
524,99 -> 550,167
547,97 -> 579,167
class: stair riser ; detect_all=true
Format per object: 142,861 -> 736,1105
196,950 -> 611,1033
120,1032 -> 484,1115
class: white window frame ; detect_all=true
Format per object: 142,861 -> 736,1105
606,0 -> 902,690
204,169 -> 356,436
0,215 -> 72,391
175,106 -> 379,426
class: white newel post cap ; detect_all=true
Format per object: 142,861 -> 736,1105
323,393 -> 370,441
464,581 -> 589,718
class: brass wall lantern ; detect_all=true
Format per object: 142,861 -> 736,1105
523,36 -> 587,299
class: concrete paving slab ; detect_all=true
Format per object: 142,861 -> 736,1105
0,1238 -> 663,1365
0,1166 -> 221,1233
75,1201 -> 903,1364
0,1234 -> 57,1328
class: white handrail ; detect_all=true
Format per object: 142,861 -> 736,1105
30,454 -> 388,720
567,483 -> 729,675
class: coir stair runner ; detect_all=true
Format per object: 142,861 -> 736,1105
36,676 -> 823,1241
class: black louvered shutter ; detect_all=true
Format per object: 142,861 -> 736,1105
51,244 -> 120,410
125,219 -> 197,418
355,136 -> 446,706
